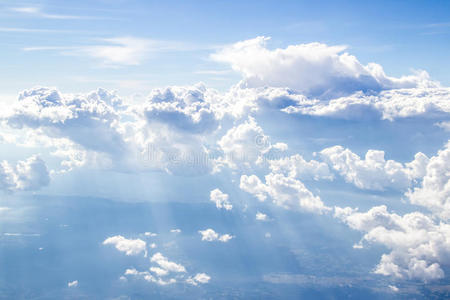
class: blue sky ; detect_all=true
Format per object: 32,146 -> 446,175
1,1 -> 450,299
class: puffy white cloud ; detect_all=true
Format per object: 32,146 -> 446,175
240,173 -> 330,214
67,280 -> 78,288
150,266 -> 169,277
103,235 -> 147,256
284,88 -> 450,121
198,228 -> 234,242
0,155 -> 50,192
4,87 -> 126,157
407,142 -> 450,220
170,229 -> 181,233
335,205 -> 450,281
186,273 -> 211,285
150,252 -> 186,273
210,188 -> 232,210
141,84 -> 219,134
216,117 -> 286,170
212,37 -> 436,99
268,154 -> 333,181
320,146 -> 429,191
256,211 -> 268,221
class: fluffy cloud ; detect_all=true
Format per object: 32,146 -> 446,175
210,188 -> 232,210
150,252 -> 186,273
186,273 -> 211,286
0,155 -> 50,192
283,88 -> 450,121
4,87 -> 126,159
335,205 -> 450,281
67,280 -> 78,288
103,235 -> 147,256
240,172 -> 330,214
216,117 -> 287,170
198,228 -> 234,242
407,142 -> 450,220
320,146 -> 429,191
268,154 -> 333,181
212,36 -> 436,99
256,211 -> 269,221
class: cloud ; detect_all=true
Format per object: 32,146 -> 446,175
170,229 -> 181,233
10,6 -> 92,20
283,88 -> 450,121
407,141 -> 450,220
320,146 -> 429,191
150,252 -> 186,273
198,229 -> 234,242
103,235 -> 147,256
210,188 -> 232,210
268,154 -> 334,181
256,211 -> 269,221
67,280 -> 78,287
240,172 -> 330,214
186,273 -> 211,285
0,155 -> 50,192
212,36 -> 437,99
335,205 -> 450,281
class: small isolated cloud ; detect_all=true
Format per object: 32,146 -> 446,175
256,211 -> 269,221
67,280 -> 78,288
103,235 -> 147,256
170,229 -> 181,233
198,228 -> 233,242
210,188 -> 232,210
186,273 -> 211,286
144,232 -> 157,237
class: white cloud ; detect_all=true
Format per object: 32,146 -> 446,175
212,36 -> 436,99
335,205 -> 450,281
210,188 -> 232,210
240,172 -> 330,214
144,232 -> 157,237
10,6 -> 88,20
283,88 -> 450,121
0,155 -> 50,192
268,154 -> 334,181
186,273 -> 211,285
256,212 -> 268,221
103,235 -> 147,256
67,280 -> 78,288
150,252 -> 186,273
407,142 -> 450,220
170,229 -> 181,233
198,228 -> 234,242
320,146 -> 429,191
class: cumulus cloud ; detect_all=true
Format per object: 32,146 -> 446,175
268,154 -> 334,181
150,252 -> 186,273
283,88 -> 450,121
186,273 -> 211,286
407,142 -> 450,220
216,117 -> 287,170
103,235 -> 147,256
198,229 -> 234,242
210,188 -> 232,210
0,155 -> 50,192
212,36 -> 436,99
335,205 -> 450,281
256,211 -> 269,221
67,280 -> 78,288
320,146 -> 429,191
240,172 -> 330,214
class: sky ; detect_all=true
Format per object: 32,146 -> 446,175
0,0 -> 450,299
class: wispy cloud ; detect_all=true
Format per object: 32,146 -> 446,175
10,6 -> 98,20
23,37 -> 210,67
